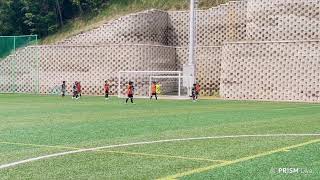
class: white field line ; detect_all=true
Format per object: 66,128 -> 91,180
1,133 -> 320,170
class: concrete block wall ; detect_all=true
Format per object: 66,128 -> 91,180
219,0 -> 320,102
176,46 -> 222,96
60,1 -> 247,47
168,0 -> 247,46
0,48 -> 39,93
53,1 -> 248,96
42,2 -> 249,96
38,44 -> 176,95
15,47 -> 39,93
0,56 -> 14,92
61,10 -> 170,45
246,0 -> 320,41
167,0 -> 247,95
220,40 -> 320,102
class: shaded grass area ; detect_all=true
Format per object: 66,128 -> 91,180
41,0 -> 232,44
0,94 -> 319,179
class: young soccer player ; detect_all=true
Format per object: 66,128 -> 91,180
77,81 -> 82,98
104,80 -> 110,100
125,81 -> 134,104
191,83 -> 197,102
72,82 -> 78,99
150,81 -> 157,100
195,83 -> 201,100
156,82 -> 161,95
61,81 -> 66,97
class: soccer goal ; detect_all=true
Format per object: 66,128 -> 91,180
118,71 -> 193,99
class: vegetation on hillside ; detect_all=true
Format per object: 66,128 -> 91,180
0,0 -> 231,44
0,0 -> 109,37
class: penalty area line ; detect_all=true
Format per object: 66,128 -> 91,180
0,133 -> 320,170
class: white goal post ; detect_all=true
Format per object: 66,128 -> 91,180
148,75 -> 193,97
118,71 -> 193,99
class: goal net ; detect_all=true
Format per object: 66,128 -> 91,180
118,71 -> 193,99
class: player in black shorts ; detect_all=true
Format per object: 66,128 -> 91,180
150,81 -> 158,100
191,84 -> 197,102
61,81 -> 66,97
104,80 -> 110,100
126,81 -> 134,103
72,82 -> 78,99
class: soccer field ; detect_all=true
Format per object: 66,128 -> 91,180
0,94 -> 319,179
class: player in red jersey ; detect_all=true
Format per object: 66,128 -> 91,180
104,80 -> 110,100
150,81 -> 158,100
76,81 -> 82,99
195,83 -> 201,100
125,81 -> 134,104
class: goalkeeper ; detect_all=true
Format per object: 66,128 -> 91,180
156,82 -> 161,95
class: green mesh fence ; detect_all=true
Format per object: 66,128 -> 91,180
0,35 -> 39,94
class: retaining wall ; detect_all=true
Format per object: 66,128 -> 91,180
38,44 -> 177,95
246,0 -> 320,41
176,46 -> 222,96
0,48 -> 39,93
221,40 -> 320,102
61,10 -> 169,46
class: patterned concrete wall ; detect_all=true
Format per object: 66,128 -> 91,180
53,2 -> 248,96
168,0 -> 247,46
246,0 -> 320,41
221,40 -> 320,102
0,48 -> 39,93
52,1 -> 248,97
60,10 -> 169,45
59,0 -> 319,46
38,44 -> 176,95
0,56 -> 14,92
176,46 -> 222,96
60,0 -> 247,47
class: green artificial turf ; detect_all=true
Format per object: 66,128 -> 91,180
0,94 -> 319,179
